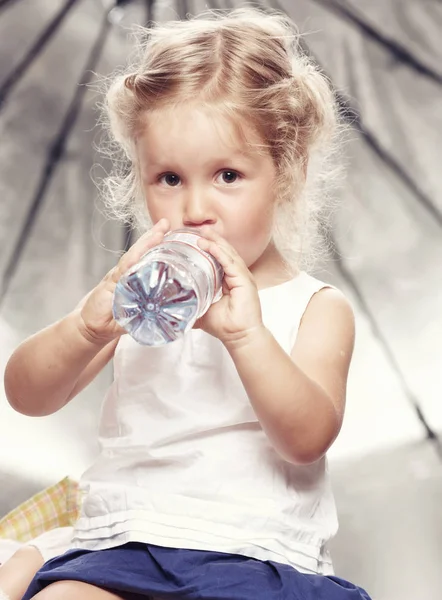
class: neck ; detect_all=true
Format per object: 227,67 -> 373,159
250,241 -> 298,290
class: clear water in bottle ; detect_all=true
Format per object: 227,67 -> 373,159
112,228 -> 224,346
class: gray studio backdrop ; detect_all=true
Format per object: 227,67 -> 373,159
0,1 -> 441,599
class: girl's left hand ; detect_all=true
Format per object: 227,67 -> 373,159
194,228 -> 264,346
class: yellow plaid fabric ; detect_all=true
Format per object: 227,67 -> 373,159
0,477 -> 80,543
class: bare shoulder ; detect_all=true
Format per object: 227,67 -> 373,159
301,286 -> 355,335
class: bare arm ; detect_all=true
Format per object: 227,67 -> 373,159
4,307 -> 118,417
225,288 -> 355,465
4,219 -> 170,418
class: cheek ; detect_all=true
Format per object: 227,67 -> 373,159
146,204 -> 167,224
144,192 -> 178,227
223,194 -> 275,261
229,215 -> 274,266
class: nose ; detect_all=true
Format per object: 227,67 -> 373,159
182,188 -> 217,228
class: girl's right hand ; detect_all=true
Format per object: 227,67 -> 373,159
76,218 -> 170,345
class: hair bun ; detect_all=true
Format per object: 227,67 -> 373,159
124,74 -> 137,91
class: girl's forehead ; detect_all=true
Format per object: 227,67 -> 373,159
140,104 -> 264,157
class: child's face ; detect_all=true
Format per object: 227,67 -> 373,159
136,105 -> 278,269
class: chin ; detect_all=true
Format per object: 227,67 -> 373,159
242,248 -> 267,270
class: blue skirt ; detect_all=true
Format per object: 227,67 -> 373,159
23,542 -> 371,600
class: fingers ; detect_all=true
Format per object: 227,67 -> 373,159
197,230 -> 248,281
199,227 -> 234,252
129,218 -> 170,260
111,218 -> 170,283
198,228 -> 237,261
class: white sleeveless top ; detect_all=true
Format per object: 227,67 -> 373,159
72,271 -> 338,575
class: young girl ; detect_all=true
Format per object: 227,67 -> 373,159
3,7 -> 371,600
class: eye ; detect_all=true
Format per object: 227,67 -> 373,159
159,173 -> 181,187
217,170 -> 241,184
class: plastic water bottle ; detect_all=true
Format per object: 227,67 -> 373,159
112,228 -> 224,346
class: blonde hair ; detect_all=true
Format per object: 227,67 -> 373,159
98,7 -> 344,268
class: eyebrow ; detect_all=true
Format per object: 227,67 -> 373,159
147,153 -> 256,170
